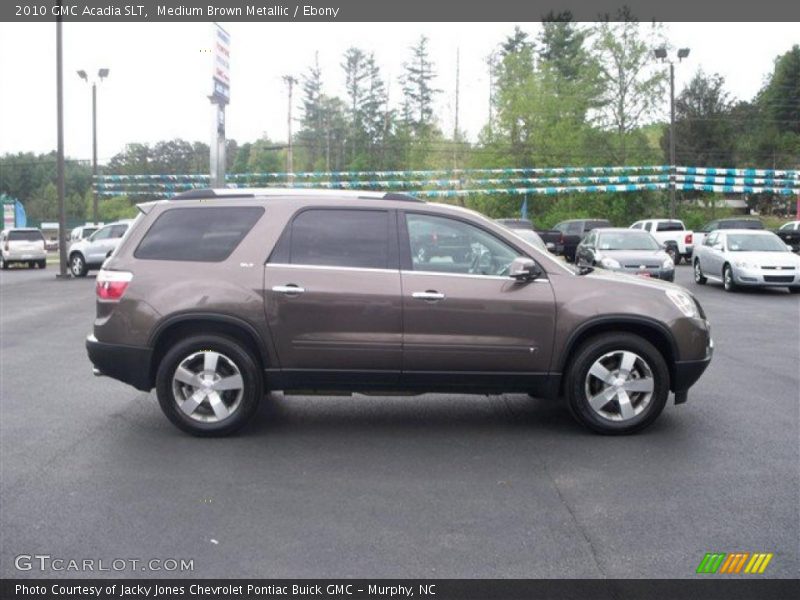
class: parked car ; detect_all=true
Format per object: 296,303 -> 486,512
67,219 -> 132,277
692,229 -> 800,293
553,219 -> 612,262
693,217 -> 764,250
576,228 -> 675,281
86,188 -> 713,437
69,224 -> 100,243
629,219 -> 693,264
495,218 -> 563,254
504,227 -> 548,253
0,228 -> 47,269
775,220 -> 800,254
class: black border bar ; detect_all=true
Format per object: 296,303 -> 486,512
3,0 -> 800,22
3,579 -> 800,600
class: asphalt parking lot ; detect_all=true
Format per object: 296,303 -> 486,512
1,265 -> 798,579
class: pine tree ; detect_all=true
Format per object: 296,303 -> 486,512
400,36 -> 440,136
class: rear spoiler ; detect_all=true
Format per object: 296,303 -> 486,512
136,201 -> 158,215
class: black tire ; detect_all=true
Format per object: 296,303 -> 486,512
0,256 -> 8,270
156,334 -> 262,436
565,333 -> 670,435
69,253 -> 87,277
665,246 -> 678,264
723,264 -> 736,292
693,260 -> 707,285
38,260 -> 46,269
789,287 -> 800,295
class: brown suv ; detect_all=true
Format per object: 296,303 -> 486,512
86,189 -> 713,436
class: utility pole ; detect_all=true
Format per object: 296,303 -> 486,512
669,62 -> 676,219
453,48 -> 460,171
77,68 -> 109,223
56,10 -> 67,279
655,47 -> 690,220
283,75 -> 298,184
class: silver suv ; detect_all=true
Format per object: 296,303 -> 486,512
68,219 -> 132,277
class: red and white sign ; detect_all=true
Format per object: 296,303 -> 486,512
212,23 -> 230,101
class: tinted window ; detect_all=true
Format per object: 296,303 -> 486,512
406,213 -> 520,276
289,209 -> 390,269
643,222 -> 652,232
8,230 -> 44,242
135,207 -> 263,261
587,220 -> 611,231
92,226 -> 114,241
565,222 -> 582,234
719,219 -> 764,230
110,224 -> 128,238
656,221 -> 684,232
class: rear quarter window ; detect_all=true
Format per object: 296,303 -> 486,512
134,207 -> 264,261
9,230 -> 44,242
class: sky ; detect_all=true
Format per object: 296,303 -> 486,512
0,22 -> 797,163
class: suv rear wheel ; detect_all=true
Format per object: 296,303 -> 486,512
156,335 -> 262,436
565,333 -> 669,435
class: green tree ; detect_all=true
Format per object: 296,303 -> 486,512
662,70 -> 735,166
592,11 -> 668,162
400,36 -> 440,136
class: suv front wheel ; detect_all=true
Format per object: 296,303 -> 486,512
156,335 -> 262,436
565,333 -> 669,435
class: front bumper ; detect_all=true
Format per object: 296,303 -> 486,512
86,334 -> 153,391
672,337 -> 713,403
733,268 -> 799,287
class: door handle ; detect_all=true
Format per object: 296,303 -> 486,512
412,291 -> 445,301
272,284 -> 305,295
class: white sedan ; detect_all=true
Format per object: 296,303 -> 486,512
692,229 -> 800,294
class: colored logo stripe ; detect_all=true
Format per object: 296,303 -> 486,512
697,552 -> 773,574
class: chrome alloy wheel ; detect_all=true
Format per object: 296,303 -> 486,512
171,351 -> 244,423
584,350 -> 655,422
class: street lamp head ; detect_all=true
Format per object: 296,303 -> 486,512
98,68 -> 110,79
677,48 -> 691,60
77,70 -> 88,81
654,47 -> 668,60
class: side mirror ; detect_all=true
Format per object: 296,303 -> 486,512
509,257 -> 543,281
787,244 -> 794,252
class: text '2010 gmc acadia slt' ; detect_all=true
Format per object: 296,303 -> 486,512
87,189 -> 713,436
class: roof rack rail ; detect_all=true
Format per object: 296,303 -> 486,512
170,188 -> 423,202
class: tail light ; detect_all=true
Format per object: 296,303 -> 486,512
685,233 -> 693,244
96,269 -> 133,302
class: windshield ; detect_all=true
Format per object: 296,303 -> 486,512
720,220 -> 764,230
597,231 -> 660,251
727,233 -> 788,252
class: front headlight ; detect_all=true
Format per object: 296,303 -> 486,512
666,289 -> 700,319
599,256 -> 621,269
662,256 -> 674,269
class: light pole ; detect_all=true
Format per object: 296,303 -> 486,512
77,68 -> 109,224
282,75 -> 298,185
654,47 -> 690,219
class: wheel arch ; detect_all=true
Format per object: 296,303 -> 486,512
149,314 -> 270,389
558,316 -> 678,394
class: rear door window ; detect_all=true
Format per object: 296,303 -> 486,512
135,207 -> 264,261
285,209 -> 391,269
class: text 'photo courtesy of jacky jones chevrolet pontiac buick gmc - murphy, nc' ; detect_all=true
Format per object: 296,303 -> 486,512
86,189 -> 713,437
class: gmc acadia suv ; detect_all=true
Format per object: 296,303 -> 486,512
86,189 -> 713,436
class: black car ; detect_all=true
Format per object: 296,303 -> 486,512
553,219 -> 613,262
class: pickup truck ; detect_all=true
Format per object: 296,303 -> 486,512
553,218 -> 612,262
693,217 -> 764,252
776,220 -> 800,253
495,218 -> 563,254
630,219 -> 694,264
